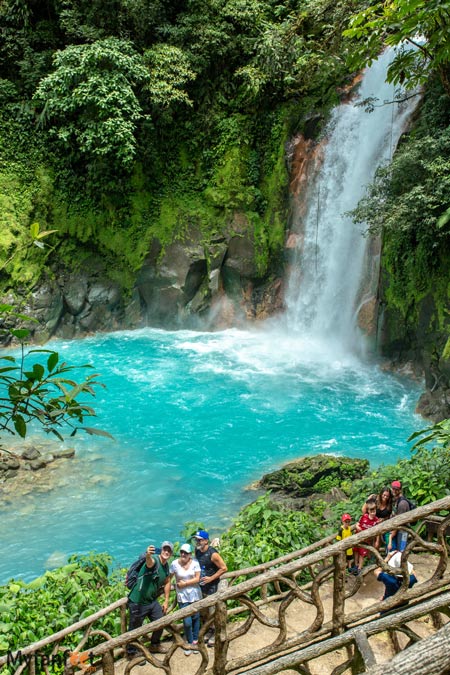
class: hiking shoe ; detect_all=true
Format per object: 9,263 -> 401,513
149,644 -> 168,654
191,641 -> 199,653
207,635 -> 215,647
183,649 -> 191,656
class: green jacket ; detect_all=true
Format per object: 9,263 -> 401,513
128,556 -> 169,604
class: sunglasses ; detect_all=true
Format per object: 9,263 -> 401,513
180,551 -> 190,556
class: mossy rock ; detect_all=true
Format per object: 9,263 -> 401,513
259,454 -> 369,497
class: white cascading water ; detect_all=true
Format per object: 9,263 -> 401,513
284,49 -> 419,354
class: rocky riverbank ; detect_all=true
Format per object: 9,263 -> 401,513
0,441 -> 77,506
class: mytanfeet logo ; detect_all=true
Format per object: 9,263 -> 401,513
7,650 -> 95,673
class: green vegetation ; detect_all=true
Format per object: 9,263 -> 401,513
0,553 -> 124,658
344,0 -> 450,95
0,0 -> 363,296
220,494 -> 317,569
1,420 -> 449,661
0,226 -> 107,444
0,328 -> 103,441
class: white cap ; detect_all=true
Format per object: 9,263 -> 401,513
180,543 -> 192,554
389,551 -> 413,574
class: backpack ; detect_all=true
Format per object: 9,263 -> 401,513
125,553 -> 146,590
398,496 -> 417,511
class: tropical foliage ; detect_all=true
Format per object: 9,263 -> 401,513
0,0 -> 362,293
0,553 -> 124,658
0,328 -> 103,441
344,0 -> 450,94
220,494 -> 317,570
33,39 -> 151,172
0,225 -> 106,444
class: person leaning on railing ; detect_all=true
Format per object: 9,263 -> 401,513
374,550 -> 418,615
193,529 -> 227,647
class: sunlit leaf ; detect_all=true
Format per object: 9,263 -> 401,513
10,328 -> 30,340
29,222 -> 40,239
13,415 -> 27,438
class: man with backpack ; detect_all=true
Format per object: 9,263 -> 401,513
126,541 -> 173,658
388,481 -> 413,552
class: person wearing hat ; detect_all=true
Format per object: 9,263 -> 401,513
170,544 -> 202,655
192,530 -> 227,647
374,550 -> 418,614
336,513 -> 356,574
388,480 -> 411,552
127,541 -> 173,657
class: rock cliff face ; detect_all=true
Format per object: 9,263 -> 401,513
1,216 -> 285,344
377,289 -> 450,422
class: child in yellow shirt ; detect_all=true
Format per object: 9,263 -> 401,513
336,513 -> 356,574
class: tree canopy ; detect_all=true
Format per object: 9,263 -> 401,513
33,38 -> 151,171
344,0 -> 450,94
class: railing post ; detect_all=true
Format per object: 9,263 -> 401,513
212,599 -> 229,675
332,551 -> 347,636
101,650 -> 115,675
120,604 -> 127,634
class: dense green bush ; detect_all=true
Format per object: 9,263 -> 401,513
220,494 -> 317,570
0,553 -> 125,660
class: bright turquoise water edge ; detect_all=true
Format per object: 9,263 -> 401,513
1,326 -> 423,584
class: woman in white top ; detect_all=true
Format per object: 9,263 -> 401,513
169,543 -> 202,654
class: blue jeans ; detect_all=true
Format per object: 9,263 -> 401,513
179,602 -> 200,644
391,531 -> 408,552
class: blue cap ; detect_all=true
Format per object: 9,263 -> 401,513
193,530 -> 209,540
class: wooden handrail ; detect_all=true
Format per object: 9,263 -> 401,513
1,495 -> 449,674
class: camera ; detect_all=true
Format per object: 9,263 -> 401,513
154,547 -> 161,554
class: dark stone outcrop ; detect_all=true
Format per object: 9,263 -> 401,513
258,454 -> 369,510
0,216 -> 283,340
377,289 -> 450,422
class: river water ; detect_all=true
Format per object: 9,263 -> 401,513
1,50 -> 423,584
1,327 -> 421,583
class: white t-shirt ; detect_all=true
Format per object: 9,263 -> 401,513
170,558 -> 202,604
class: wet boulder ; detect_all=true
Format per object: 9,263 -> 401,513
258,454 -> 369,498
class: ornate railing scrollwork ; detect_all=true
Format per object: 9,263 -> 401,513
1,497 -> 449,675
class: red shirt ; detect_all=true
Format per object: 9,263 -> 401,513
358,512 -> 381,532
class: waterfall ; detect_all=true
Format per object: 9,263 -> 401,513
284,49 -> 419,355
